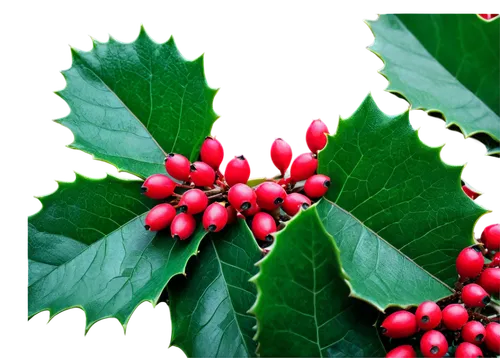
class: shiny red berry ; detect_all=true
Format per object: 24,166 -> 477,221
202,203 -> 228,232
385,345 -> 416,358
380,311 -> 417,339
485,322 -> 500,354
304,174 -> 331,198
225,155 -> 251,187
145,204 -> 176,231
306,119 -> 329,153
251,212 -> 277,242
481,224 -> 500,251
242,200 -> 260,217
255,182 -> 287,211
165,153 -> 191,181
420,330 -> 448,358
442,304 -> 468,330
415,301 -> 442,331
271,138 -> 292,176
461,320 -> 486,345
462,283 -> 490,307
490,252 -> 500,267
179,189 -> 208,215
171,213 -> 196,240
477,268 -> 500,296
290,153 -> 318,182
455,342 -> 483,358
282,193 -> 311,216
228,183 -> 256,211
142,174 -> 177,199
190,161 -> 216,187
200,136 -> 224,169
462,185 -> 480,200
226,205 -> 237,224
456,246 -> 484,278
480,14 -> 499,20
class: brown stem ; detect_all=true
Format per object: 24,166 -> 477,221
207,193 -> 224,201
205,187 -> 225,196
470,312 -> 491,323
178,183 -> 194,189
436,292 -> 460,306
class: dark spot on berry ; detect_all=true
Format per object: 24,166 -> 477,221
430,346 -> 439,354
482,296 -> 491,305
380,327 -> 387,334
236,155 -> 245,160
178,205 -> 188,213
323,180 -> 331,188
141,186 -> 147,193
475,334 -> 484,342
265,235 -> 273,242
421,315 -> 430,323
301,203 -> 310,210
274,197 -> 284,205
144,225 -> 151,231
190,164 -> 197,171
208,224 -> 217,232
471,245 -> 481,252
173,234 -> 180,240
241,202 -> 251,211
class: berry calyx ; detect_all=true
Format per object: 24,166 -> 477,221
251,212 -> 277,242
461,283 -> 490,307
442,304 -> 468,330
165,153 -> 191,181
282,193 -> 311,216
190,161 -> 216,187
271,138 -> 292,176
202,203 -> 228,232
242,200 -> 260,217
481,224 -> 500,251
142,174 -> 177,199
454,342 -> 483,358
290,153 -> 318,182
255,182 -> 287,211
304,174 -> 331,198
477,268 -> 500,296
200,136 -> 224,169
228,183 -> 256,211
420,330 -> 448,358
485,322 -> 500,354
461,320 -> 486,345
380,311 -> 418,339
170,213 -> 196,240
462,184 -> 480,200
306,119 -> 329,153
145,203 -> 176,231
225,155 -> 251,187
415,301 -> 442,331
385,345 -> 416,358
179,189 -> 209,214
456,246 -> 484,278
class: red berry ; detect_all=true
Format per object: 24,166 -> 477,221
477,268 -> 500,296
142,174 -> 177,199
462,283 -> 490,307
485,322 -> 500,354
171,213 -> 196,240
282,193 -> 311,216
304,174 -> 331,198
420,330 -> 448,358
462,185 -> 480,200
481,224 -> 500,251
415,301 -> 442,331
385,345 -> 416,358
454,342 -> 483,358
145,204 -> 176,231
200,136 -> 224,169
190,161 -> 216,187
380,311 -> 417,339
165,153 -> 191,181
306,119 -> 329,153
255,182 -> 287,211
461,320 -> 486,345
271,138 -> 292,176
179,189 -> 208,215
202,203 -> 228,232
490,252 -> 500,267
480,14 -> 499,20
225,155 -> 250,187
442,304 -> 468,330
226,205 -> 237,224
228,183 -> 256,211
251,212 -> 277,242
290,153 -> 318,182
456,246 -> 484,278
242,200 -> 260,217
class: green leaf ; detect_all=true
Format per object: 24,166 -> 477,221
28,174 -> 207,331
168,220 -> 261,358
318,95 -> 487,290
368,14 -> 500,153
250,208 -> 385,357
57,27 -> 218,178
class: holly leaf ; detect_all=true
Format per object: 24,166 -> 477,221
317,95 -> 487,299
368,14 -> 500,154
168,220 -> 261,358
56,27 -> 218,178
28,174 -> 207,331
250,208 -> 385,357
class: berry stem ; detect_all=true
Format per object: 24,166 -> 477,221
204,187 -> 225,196
178,183 -> 194,189
207,193 -> 225,201
469,311 -> 491,323
436,292 -> 460,306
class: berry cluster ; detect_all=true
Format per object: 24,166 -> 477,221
383,224 -> 500,357
140,120 -> 331,245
